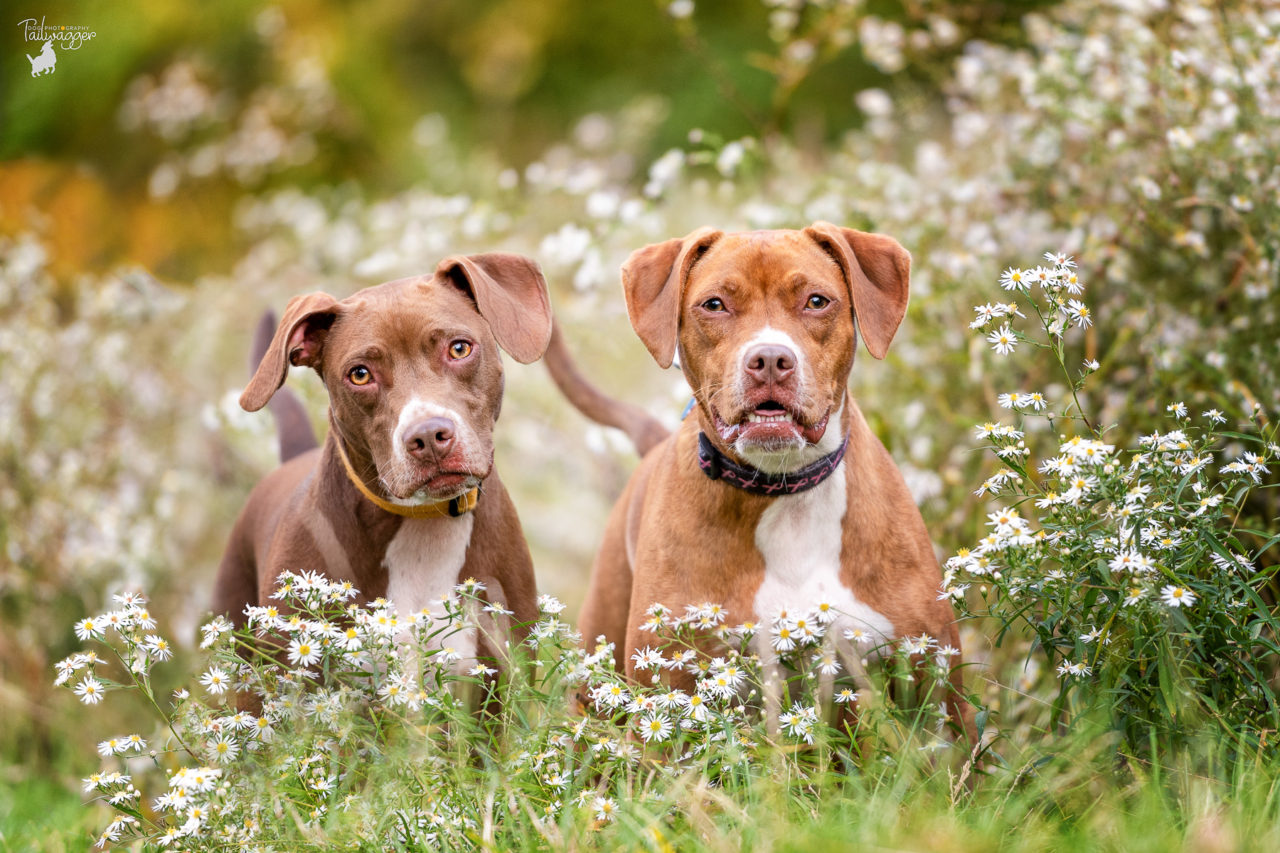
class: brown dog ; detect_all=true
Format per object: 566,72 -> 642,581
547,223 -> 973,737
213,254 -> 551,665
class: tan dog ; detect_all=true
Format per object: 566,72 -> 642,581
213,254 -> 551,666
547,223 -> 973,738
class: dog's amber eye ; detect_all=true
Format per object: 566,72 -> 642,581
701,297 -> 726,312
348,366 -> 372,386
805,294 -> 831,310
448,340 -> 473,360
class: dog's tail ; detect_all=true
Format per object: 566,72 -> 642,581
543,319 -> 669,456
251,311 -> 319,463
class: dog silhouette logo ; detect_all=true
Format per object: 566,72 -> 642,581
27,39 -> 56,76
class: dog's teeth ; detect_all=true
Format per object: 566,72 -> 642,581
746,412 -> 794,424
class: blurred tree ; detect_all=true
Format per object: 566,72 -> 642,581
2,0 -> 1058,281
4,0 -> 1058,190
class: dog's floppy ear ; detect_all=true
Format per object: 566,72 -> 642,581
621,227 -> 723,368
241,292 -> 340,412
437,253 -> 552,364
804,222 -> 910,360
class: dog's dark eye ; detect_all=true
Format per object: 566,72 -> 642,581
448,340 -> 473,360
348,366 -> 372,386
805,294 -> 831,310
701,297 -> 726,312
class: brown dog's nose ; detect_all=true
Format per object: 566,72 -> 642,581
743,344 -> 797,385
404,417 -> 456,462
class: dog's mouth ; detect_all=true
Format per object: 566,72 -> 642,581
421,471 -> 476,493
389,454 -> 490,504
394,470 -> 483,504
712,398 -> 829,449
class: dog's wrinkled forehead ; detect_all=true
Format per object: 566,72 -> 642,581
325,277 -> 493,359
685,230 -> 845,297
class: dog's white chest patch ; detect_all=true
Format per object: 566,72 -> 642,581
383,514 -> 477,664
751,462 -> 896,650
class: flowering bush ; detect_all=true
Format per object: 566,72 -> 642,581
949,254 -> 1278,751
0,230 -> 290,771
58,574 -> 975,849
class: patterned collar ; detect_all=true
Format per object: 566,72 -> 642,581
696,431 -> 849,497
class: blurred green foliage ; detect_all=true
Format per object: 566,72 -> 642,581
4,0 -> 1053,278
6,0 -> 1053,167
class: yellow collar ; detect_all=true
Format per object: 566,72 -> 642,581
333,438 -> 478,519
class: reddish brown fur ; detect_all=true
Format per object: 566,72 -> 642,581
565,224 -> 975,740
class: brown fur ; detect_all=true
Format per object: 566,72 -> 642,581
558,224 -> 975,740
213,255 -> 552,659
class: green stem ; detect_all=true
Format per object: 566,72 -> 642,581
1028,295 -> 1096,434
111,640 -> 198,760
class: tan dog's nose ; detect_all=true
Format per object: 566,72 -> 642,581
404,417 -> 456,462
743,344 -> 796,386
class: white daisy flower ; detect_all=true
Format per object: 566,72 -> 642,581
999,268 -> 1029,291
74,617 -> 103,641
199,667 -> 231,696
1056,660 -> 1092,677
536,594 -> 566,614
630,646 -> 667,672
770,622 -> 798,652
779,703 -> 817,744
593,796 -> 618,822
812,651 -> 841,675
208,735 -> 239,764
1123,586 -> 1148,606
986,324 -> 1018,355
1066,299 -> 1092,328
287,637 -> 321,667
1160,585 -> 1196,608
143,635 -> 173,661
75,676 -> 106,705
637,713 -> 672,743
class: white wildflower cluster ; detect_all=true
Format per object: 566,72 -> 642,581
117,42 -> 338,195
58,572 -> 501,847
952,254 -> 1277,732
388,800 -> 478,848
55,592 -> 172,706
1219,450 -> 1271,486
516,598 -> 955,826
638,600 -> 941,669
568,599 -> 958,780
60,575 -> 966,846
1035,436 -> 1118,508
973,255 -> 1087,359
